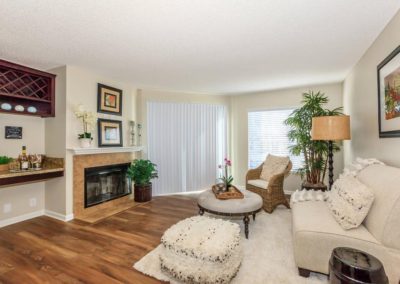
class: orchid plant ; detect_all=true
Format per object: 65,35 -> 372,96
74,104 -> 97,140
218,158 -> 233,190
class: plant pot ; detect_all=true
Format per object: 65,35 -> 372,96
79,138 -> 92,148
0,164 -> 9,172
301,181 -> 327,191
134,183 -> 152,202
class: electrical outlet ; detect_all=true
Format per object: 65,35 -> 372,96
3,203 -> 11,213
29,198 -> 37,207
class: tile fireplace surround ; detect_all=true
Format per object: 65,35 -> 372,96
73,152 -> 135,222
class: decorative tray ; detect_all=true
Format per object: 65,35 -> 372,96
212,184 -> 244,200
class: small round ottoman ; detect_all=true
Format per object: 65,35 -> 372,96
197,189 -> 263,238
160,216 -> 242,284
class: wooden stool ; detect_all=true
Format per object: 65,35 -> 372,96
329,247 -> 388,284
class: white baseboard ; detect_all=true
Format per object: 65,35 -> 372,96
45,210 -> 74,222
0,209 -> 74,228
0,209 -> 44,228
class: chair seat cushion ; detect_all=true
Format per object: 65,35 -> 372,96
247,179 -> 269,189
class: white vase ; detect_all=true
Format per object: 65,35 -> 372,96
79,138 -> 92,148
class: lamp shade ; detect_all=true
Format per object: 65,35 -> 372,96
311,115 -> 351,141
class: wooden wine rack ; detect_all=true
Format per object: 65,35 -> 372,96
0,59 -> 56,117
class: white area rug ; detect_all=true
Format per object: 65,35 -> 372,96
134,208 -> 328,284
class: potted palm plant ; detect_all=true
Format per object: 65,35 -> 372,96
127,159 -> 158,202
284,91 -> 342,190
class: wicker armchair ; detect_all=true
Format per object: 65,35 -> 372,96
246,160 -> 292,213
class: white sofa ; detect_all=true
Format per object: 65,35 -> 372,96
291,164 -> 400,283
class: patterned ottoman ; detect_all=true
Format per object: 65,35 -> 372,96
160,216 -> 242,284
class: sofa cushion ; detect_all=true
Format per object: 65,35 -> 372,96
247,179 -> 268,189
357,164 -> 400,250
327,175 -> 374,230
260,154 -> 289,181
291,201 -> 384,274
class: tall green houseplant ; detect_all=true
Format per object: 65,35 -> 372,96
284,91 -> 342,189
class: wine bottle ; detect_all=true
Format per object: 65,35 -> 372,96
20,146 -> 29,170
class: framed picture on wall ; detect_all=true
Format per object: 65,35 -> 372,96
5,126 -> 22,139
377,45 -> 400,138
98,118 -> 123,147
97,83 -> 123,116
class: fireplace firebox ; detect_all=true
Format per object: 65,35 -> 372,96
84,163 -> 131,208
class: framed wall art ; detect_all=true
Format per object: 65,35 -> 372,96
97,119 -> 123,147
97,83 -> 123,116
377,45 -> 400,138
5,126 -> 22,139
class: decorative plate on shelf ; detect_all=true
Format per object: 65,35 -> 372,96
14,105 -> 24,112
1,103 -> 12,111
27,106 -> 37,113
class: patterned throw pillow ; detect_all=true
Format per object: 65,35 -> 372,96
327,175 -> 374,230
260,154 -> 290,181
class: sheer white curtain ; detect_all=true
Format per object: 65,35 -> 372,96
147,102 -> 227,195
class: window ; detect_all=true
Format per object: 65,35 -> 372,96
248,109 -> 304,171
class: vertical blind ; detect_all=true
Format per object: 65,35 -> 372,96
248,109 -> 304,170
147,102 -> 227,195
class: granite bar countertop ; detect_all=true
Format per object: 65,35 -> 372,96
0,167 -> 64,179
0,157 -> 64,180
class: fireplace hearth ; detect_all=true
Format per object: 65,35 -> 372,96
84,163 -> 131,208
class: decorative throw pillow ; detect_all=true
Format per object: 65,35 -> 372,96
260,154 -> 290,181
327,175 -> 374,230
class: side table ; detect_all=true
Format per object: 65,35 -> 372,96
329,247 -> 388,284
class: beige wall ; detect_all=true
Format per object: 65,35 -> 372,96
343,10 -> 400,167
230,82 -> 344,192
137,88 -> 230,158
45,66 -> 67,216
1,65 -> 139,223
0,113 -> 46,223
63,66 -> 138,216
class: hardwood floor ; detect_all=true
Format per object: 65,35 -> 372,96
0,195 -> 198,284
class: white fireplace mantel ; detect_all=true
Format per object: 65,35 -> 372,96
67,146 -> 144,155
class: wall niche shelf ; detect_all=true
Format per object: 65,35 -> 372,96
0,59 -> 56,117
67,146 -> 144,155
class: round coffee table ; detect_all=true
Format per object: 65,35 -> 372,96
197,189 -> 263,239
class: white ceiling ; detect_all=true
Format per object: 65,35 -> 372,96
1,1 -> 400,94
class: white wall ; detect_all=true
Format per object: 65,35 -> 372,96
343,10 -> 400,167
63,66 -> 137,216
230,82 -> 344,192
0,113 -> 45,223
45,66 -> 67,216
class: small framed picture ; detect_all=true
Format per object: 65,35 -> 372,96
97,83 -> 123,116
98,119 -> 123,147
5,126 -> 22,139
377,45 -> 400,138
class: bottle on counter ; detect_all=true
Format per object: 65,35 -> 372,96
20,146 -> 29,170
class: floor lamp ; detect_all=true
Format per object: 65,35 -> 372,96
311,115 -> 350,190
